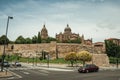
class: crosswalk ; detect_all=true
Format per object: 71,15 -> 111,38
5,68 -> 50,80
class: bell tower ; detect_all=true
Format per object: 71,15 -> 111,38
41,24 -> 48,39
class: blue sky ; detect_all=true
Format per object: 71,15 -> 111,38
0,0 -> 120,42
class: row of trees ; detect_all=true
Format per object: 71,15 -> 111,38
65,51 -> 92,66
0,34 -> 81,45
0,32 -> 56,44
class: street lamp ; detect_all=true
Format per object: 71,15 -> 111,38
1,16 -> 13,72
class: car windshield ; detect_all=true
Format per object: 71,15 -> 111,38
4,62 -> 8,64
83,64 -> 95,68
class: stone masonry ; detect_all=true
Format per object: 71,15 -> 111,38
0,41 -> 109,67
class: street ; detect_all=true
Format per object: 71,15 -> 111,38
0,66 -> 120,80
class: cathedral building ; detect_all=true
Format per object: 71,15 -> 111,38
41,24 -> 48,39
40,24 -> 92,45
56,24 -> 84,43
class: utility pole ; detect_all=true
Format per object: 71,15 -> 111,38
1,16 -> 13,72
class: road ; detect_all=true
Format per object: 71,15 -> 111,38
0,67 -> 120,80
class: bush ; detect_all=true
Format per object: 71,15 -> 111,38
109,57 -> 120,64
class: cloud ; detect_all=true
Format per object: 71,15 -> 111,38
0,0 -> 120,42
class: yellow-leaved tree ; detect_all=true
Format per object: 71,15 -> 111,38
77,51 -> 92,66
65,52 -> 77,67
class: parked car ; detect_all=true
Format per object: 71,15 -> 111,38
78,64 -> 99,73
3,61 -> 10,67
12,62 -> 21,67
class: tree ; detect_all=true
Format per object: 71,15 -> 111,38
77,51 -> 92,66
0,35 -> 9,45
105,40 -> 120,68
15,36 -> 26,44
46,37 -> 56,43
105,40 -> 120,58
25,37 -> 32,44
37,32 -> 41,43
68,37 -> 81,43
32,35 -> 38,43
65,52 -> 77,67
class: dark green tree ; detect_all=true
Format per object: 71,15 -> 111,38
32,35 -> 38,43
25,37 -> 32,44
68,37 -> 81,43
15,36 -> 26,44
105,40 -> 120,58
37,32 -> 41,43
46,37 -> 56,43
0,35 -> 9,45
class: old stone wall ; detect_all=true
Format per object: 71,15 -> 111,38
0,42 -> 109,67
92,54 -> 109,67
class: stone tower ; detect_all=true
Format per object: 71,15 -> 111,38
41,24 -> 48,39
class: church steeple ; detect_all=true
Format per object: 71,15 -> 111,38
41,24 -> 48,39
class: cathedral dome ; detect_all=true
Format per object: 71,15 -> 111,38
64,24 -> 71,33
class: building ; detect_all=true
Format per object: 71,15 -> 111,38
56,24 -> 82,43
84,39 -> 93,45
41,24 -> 48,39
105,38 -> 120,45
56,24 -> 92,45
40,24 -> 92,45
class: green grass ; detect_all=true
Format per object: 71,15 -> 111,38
109,57 -> 120,64
0,55 -> 82,65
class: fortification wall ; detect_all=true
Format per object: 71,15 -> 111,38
92,54 -> 109,67
0,42 -> 109,67
0,42 -> 105,57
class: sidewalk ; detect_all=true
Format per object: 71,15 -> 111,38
0,70 -> 13,78
21,62 -> 120,71
22,63 -> 75,71
99,64 -> 120,70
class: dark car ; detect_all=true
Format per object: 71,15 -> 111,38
78,64 -> 99,73
12,62 -> 21,67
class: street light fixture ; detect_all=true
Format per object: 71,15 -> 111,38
1,16 -> 13,72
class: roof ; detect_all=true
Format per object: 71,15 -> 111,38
105,38 -> 120,40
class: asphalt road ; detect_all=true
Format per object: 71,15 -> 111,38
0,67 -> 120,80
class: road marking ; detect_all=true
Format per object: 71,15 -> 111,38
39,70 -> 49,74
7,77 -> 15,79
37,70 -> 49,76
22,71 -> 30,75
38,72 -> 48,76
46,68 -> 73,71
10,71 -> 22,78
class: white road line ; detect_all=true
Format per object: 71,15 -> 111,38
22,71 -> 30,75
39,70 -> 50,74
40,67 -> 74,71
38,72 -> 48,76
7,77 -> 15,80
10,71 -> 22,78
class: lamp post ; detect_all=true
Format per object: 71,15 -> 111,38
1,16 -> 13,72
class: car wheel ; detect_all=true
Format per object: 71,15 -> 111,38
96,69 -> 98,72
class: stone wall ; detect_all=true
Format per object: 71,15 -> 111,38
0,42 -> 109,67
92,54 -> 109,67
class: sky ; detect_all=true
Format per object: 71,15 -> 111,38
0,0 -> 120,42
